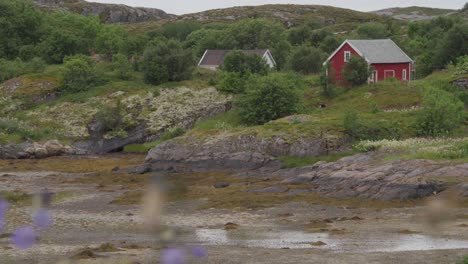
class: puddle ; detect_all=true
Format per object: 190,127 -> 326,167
195,228 -> 468,252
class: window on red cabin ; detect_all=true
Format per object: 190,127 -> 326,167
403,69 -> 407,81
344,51 -> 351,62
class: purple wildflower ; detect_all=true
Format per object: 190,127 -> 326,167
33,209 -> 52,229
12,227 -> 36,249
191,246 -> 207,258
161,248 -> 186,264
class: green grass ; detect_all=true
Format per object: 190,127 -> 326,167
193,108 -> 244,130
279,151 -> 360,168
124,127 -> 185,153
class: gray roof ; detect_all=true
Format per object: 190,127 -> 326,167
347,39 -> 413,64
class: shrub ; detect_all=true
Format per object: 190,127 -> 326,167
454,55 -> 468,75
342,56 -> 371,86
287,45 -> 325,75
416,86 -> 465,137
112,54 -> 133,80
320,63 -> 337,98
218,72 -> 248,94
94,102 -> 130,137
28,57 -> 46,73
221,50 -> 269,75
238,74 -> 301,125
141,39 -> 194,85
60,55 -> 99,94
357,23 -> 390,39
343,110 -> 401,141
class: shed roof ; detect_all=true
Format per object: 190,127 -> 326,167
325,39 -> 413,65
347,39 -> 413,64
198,49 -> 270,66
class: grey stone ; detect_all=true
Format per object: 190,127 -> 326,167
214,183 -> 230,189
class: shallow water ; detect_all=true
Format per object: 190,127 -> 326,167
195,228 -> 468,252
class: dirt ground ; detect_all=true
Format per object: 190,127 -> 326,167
0,154 -> 467,264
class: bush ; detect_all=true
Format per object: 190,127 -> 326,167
454,55 -> 468,75
238,74 -> 301,125
357,23 -> 390,39
0,57 -> 47,82
221,50 -> 269,75
112,54 -> 133,80
342,55 -> 371,86
320,63 -> 337,98
141,39 -> 194,85
287,45 -> 325,75
218,72 -> 248,94
343,110 -> 401,141
95,103 -> 125,134
416,86 -> 465,137
60,55 -> 99,94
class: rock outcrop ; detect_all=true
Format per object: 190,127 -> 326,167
143,134 -> 347,172
452,78 -> 468,90
0,140 -> 84,159
274,154 -> 460,200
35,0 -> 174,23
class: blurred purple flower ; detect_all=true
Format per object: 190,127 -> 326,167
161,248 -> 186,264
33,209 -> 52,229
191,246 -> 207,258
12,227 -> 36,249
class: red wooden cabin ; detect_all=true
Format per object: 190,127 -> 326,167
323,39 -> 414,85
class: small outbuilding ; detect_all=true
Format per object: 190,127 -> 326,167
323,39 -> 414,85
198,49 -> 276,71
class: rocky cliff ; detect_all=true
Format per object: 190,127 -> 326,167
35,0 -> 174,23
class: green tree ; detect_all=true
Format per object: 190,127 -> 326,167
238,74 -> 301,125
95,25 -> 127,55
221,51 -> 269,75
112,54 -> 133,80
342,56 -> 371,86
219,50 -> 269,94
0,0 -> 43,59
219,72 -> 248,94
433,24 -> 468,70
220,19 -> 290,69
39,12 -> 100,63
161,21 -> 201,41
60,55 -> 98,94
141,40 -> 194,85
184,29 -> 224,57
287,45 -> 325,75
416,86 -> 465,136
357,23 -> 390,39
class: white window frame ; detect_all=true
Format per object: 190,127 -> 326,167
402,69 -> 407,81
373,70 -> 378,83
344,51 -> 351,62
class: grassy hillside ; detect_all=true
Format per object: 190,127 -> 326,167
178,4 -> 384,27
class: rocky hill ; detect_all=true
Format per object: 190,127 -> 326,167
178,4 -> 384,28
372,6 -> 457,21
34,0 -> 174,23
